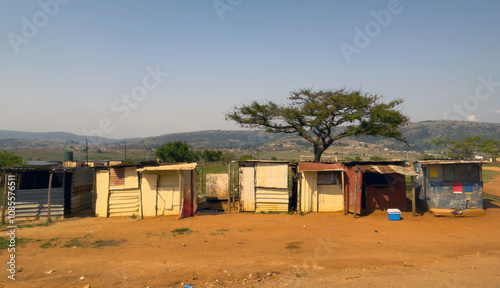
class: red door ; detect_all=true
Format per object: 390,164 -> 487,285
345,167 -> 362,214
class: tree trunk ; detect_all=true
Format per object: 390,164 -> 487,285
313,146 -> 324,162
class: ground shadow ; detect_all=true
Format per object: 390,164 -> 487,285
484,198 -> 500,210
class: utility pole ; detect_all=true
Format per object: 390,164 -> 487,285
86,139 -> 89,166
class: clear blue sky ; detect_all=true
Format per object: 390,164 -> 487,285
1,0 -> 499,139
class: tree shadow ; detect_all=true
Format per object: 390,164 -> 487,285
484,199 -> 500,210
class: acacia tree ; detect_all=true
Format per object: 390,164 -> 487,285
226,89 -> 409,161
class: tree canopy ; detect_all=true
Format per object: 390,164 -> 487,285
155,141 -> 199,163
431,136 -> 500,159
201,149 -> 223,163
226,88 -> 409,161
0,150 -> 25,167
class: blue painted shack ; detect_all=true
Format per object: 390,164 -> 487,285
413,160 -> 486,215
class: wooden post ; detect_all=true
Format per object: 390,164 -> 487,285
200,169 -> 204,196
342,171 -> 346,215
297,171 -> 301,213
47,172 -> 53,221
139,172 -> 144,219
232,166 -> 236,208
353,166 -> 358,218
2,174 -> 8,224
411,176 -> 416,217
92,169 -> 96,217
227,164 -> 231,214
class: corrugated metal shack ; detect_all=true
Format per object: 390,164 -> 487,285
413,160 -> 485,215
1,167 -> 94,220
94,164 -> 142,217
138,163 -> 198,219
343,161 -> 417,216
238,160 -> 290,212
94,163 -> 198,219
294,162 -> 345,213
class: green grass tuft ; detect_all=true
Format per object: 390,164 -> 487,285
171,228 -> 195,236
0,237 -> 33,249
92,239 -> 126,248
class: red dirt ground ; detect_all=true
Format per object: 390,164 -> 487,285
1,173 -> 500,287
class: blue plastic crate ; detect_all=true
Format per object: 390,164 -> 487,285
387,209 -> 401,221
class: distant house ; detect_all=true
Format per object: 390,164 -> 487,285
294,162 -> 345,213
1,167 -> 93,220
238,160 -> 290,213
413,160 -> 486,215
343,161 -> 417,215
94,163 -> 197,218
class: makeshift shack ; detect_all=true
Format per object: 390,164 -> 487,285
1,167 -> 93,220
294,162 -> 345,213
343,161 -> 417,216
94,163 -> 198,219
413,160 -> 485,215
238,160 -> 289,212
138,163 -> 198,218
94,164 -> 141,217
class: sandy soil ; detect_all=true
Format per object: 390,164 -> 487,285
1,175 -> 500,288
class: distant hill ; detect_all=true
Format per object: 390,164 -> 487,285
125,120 -> 500,152
355,120 -> 500,152
2,120 -> 499,152
124,130 -> 292,149
0,129 -> 121,147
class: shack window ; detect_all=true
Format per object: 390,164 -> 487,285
110,168 -> 125,187
443,165 -> 455,181
442,164 -> 480,182
317,171 -> 337,185
465,164 -> 480,182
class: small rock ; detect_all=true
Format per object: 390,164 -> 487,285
44,270 -> 56,274
181,243 -> 186,246
83,285 -> 91,288
374,230 -> 378,233
303,225 -> 306,228
80,276 -> 85,280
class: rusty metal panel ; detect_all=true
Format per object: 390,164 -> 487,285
298,162 -> 343,171
108,189 -> 140,217
110,167 -> 125,187
179,170 -> 195,218
95,170 -> 110,217
140,173 -> 158,217
206,174 -> 228,200
157,171 -> 180,215
344,166 -> 362,214
255,162 -> 288,189
365,174 -> 407,211
240,166 -> 256,212
14,188 -> 64,218
255,187 -> 288,212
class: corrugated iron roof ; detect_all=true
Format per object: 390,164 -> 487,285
416,160 -> 488,165
358,165 -> 417,176
298,162 -> 344,171
238,160 -> 290,163
137,163 -> 197,172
